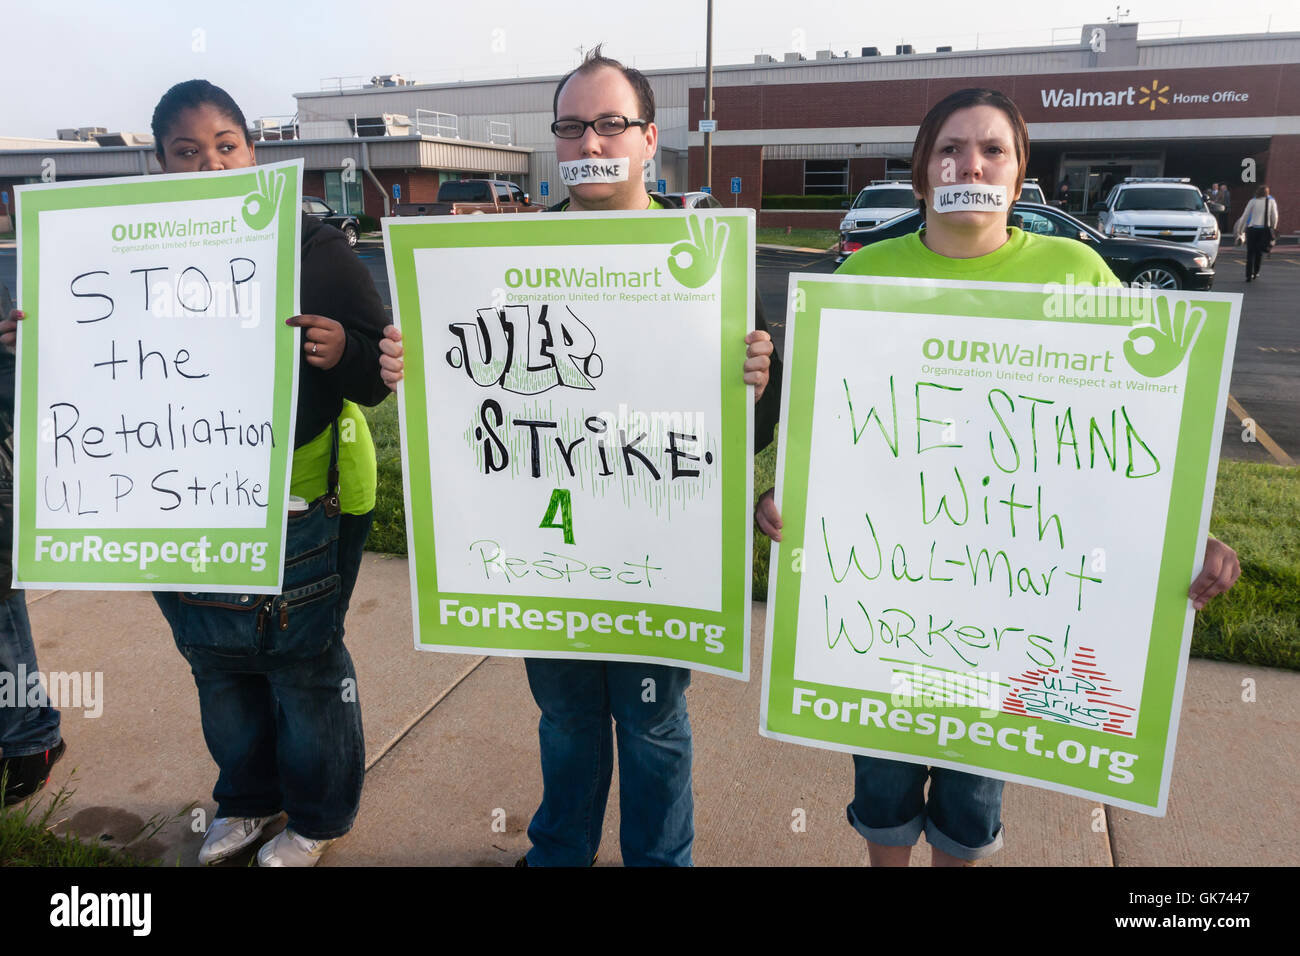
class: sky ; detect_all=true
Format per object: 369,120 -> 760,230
2,0 -> 1297,139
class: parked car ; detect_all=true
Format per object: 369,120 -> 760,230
661,191 -> 723,208
1095,178 -> 1220,265
302,196 -> 360,247
1019,179 -> 1046,204
836,201 -> 1214,290
401,179 -> 543,216
838,180 -> 918,234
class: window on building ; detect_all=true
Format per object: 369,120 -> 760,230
885,159 -> 912,181
805,160 -> 849,196
322,170 -> 362,215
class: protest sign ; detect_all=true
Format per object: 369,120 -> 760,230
386,210 -> 754,678
13,160 -> 303,592
761,274 -> 1241,814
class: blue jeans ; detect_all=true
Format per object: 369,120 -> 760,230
847,754 -> 1005,861
154,506 -> 372,840
0,592 -> 62,757
524,658 -> 693,867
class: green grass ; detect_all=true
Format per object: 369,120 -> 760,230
360,396 -> 1298,671
361,397 -> 407,555
1194,459 -> 1300,669
0,776 -> 158,866
756,227 -> 838,250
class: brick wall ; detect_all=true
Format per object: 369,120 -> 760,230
1259,135 -> 1299,237
688,145 -> 763,209
763,159 -> 802,195
849,158 -> 888,193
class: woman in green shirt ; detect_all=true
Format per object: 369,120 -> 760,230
756,88 -> 1241,866
145,80 -> 392,867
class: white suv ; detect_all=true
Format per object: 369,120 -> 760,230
1020,179 -> 1046,204
839,181 -> 919,233
1097,178 -> 1220,265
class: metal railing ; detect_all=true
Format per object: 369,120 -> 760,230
250,115 -> 299,141
485,120 -> 512,145
415,109 -> 460,139
320,76 -> 365,93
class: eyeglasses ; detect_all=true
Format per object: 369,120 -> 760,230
550,115 -> 649,139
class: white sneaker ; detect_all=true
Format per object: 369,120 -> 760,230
197,815 -> 279,865
256,828 -> 337,867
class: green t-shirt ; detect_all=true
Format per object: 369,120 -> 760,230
289,400 -> 377,515
836,227 -> 1121,286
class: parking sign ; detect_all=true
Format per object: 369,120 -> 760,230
657,178 -> 667,193
730,177 -> 742,194
392,183 -> 401,201
540,180 -> 549,197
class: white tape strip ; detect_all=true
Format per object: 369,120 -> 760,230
932,184 -> 1009,213
559,158 -> 630,185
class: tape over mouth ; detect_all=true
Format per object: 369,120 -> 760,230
559,158 -> 630,185
932,184 -> 1009,212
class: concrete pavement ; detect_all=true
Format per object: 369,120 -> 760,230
18,552 -> 1299,866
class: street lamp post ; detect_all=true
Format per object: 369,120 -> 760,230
704,0 -> 713,193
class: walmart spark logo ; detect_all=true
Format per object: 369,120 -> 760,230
1137,78 -> 1171,112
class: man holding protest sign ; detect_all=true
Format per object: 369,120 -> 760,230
380,46 -> 776,866
756,88 -> 1240,866
0,285 -> 67,806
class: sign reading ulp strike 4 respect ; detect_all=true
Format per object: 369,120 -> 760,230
386,211 -> 754,678
761,275 -> 1241,813
13,160 -> 303,592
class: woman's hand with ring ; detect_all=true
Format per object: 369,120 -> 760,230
287,315 -> 346,370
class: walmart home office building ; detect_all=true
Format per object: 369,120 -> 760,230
1,21 -> 1297,234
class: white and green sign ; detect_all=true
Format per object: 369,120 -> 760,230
386,210 -> 755,678
13,160 -> 303,592
761,275 -> 1240,814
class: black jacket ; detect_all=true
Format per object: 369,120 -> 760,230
0,344 -> 14,600
545,193 -> 782,453
295,213 -> 391,447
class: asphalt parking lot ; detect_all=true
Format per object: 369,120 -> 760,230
2,240 -> 1295,465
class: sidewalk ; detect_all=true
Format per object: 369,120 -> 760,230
20,552 -> 1299,866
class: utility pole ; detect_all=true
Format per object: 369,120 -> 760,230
704,0 -> 714,192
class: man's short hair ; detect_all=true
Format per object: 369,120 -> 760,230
552,44 -> 655,124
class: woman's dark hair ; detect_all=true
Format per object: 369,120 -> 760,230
911,88 -> 1029,209
553,44 -> 655,124
151,80 -> 251,160
1255,185 -> 1269,198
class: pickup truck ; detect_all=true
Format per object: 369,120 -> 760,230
394,179 -> 543,216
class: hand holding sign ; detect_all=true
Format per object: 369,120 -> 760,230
286,314 -> 345,370
241,168 -> 285,231
1123,298 -> 1205,379
669,213 -> 729,289
379,324 -> 404,391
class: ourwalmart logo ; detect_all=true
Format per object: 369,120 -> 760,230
1137,78 -> 1171,112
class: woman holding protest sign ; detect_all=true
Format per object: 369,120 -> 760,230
135,80 -> 395,867
754,88 -> 1241,866
142,80 -> 392,867
0,79 -> 394,868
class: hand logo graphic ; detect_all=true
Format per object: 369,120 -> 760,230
241,168 -> 286,231
1123,297 -> 1205,378
668,213 -> 729,288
